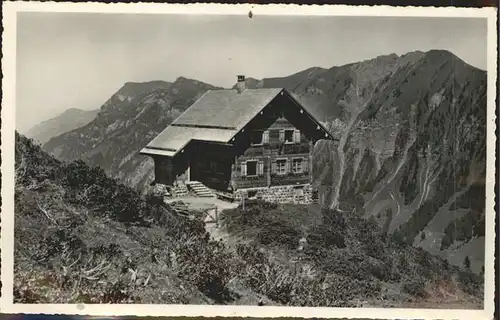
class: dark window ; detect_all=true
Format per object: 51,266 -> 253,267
251,131 -> 263,145
284,130 -> 294,143
247,160 -> 257,176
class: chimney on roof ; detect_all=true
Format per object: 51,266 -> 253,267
236,75 -> 246,93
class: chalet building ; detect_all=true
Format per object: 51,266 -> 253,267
140,75 -> 335,204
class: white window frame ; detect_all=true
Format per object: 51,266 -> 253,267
276,158 -> 288,175
262,130 -> 270,145
292,157 -> 304,174
245,159 -> 259,177
293,129 -> 301,143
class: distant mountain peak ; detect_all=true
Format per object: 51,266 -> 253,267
26,108 -> 99,144
173,76 -> 218,88
123,80 -> 171,87
63,107 -> 86,114
174,76 -> 190,82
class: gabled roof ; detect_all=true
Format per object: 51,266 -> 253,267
172,88 -> 282,130
140,88 -> 333,158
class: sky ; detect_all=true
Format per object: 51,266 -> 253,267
16,13 -> 487,133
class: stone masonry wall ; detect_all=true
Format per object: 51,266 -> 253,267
234,184 -> 313,205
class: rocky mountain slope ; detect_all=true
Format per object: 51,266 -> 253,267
25,108 -> 99,144
308,50 -> 486,274
43,78 -> 221,192
42,50 -> 487,273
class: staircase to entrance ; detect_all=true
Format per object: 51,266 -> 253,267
186,181 -> 215,198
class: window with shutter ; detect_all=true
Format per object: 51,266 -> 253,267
284,130 -> 294,143
271,161 -> 277,174
292,158 -> 303,173
250,131 -> 263,146
246,160 -> 258,176
303,157 -> 309,173
241,162 -> 247,176
258,161 -> 264,176
276,159 -> 287,175
294,130 -> 301,143
262,131 -> 269,144
279,129 -> 285,142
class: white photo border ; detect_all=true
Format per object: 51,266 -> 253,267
1,2 -> 497,319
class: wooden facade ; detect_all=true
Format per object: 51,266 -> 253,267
231,116 -> 313,190
143,85 -> 334,197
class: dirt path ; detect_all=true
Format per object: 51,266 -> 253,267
174,196 -> 239,244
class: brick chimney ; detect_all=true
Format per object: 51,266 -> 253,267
236,75 -> 246,93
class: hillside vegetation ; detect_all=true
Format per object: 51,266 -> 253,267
15,132 -> 239,304
15,132 -> 482,307
220,201 -> 483,308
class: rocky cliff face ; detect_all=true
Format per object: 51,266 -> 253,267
311,51 -> 486,273
42,50 -> 487,272
43,78 -> 221,192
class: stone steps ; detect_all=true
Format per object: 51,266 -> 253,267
186,181 -> 215,198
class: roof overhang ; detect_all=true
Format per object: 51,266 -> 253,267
140,140 -> 234,158
140,147 -> 177,158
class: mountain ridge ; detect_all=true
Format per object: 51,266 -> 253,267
25,108 -> 100,144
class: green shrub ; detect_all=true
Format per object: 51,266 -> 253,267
257,221 -> 300,249
402,278 -> 427,298
307,225 -> 346,249
176,239 -> 234,302
456,270 -> 483,296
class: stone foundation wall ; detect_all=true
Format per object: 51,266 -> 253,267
234,184 -> 313,205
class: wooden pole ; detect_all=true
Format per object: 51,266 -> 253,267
215,207 -> 219,228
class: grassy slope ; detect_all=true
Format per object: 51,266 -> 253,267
220,201 -> 484,308
14,132 -> 253,304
